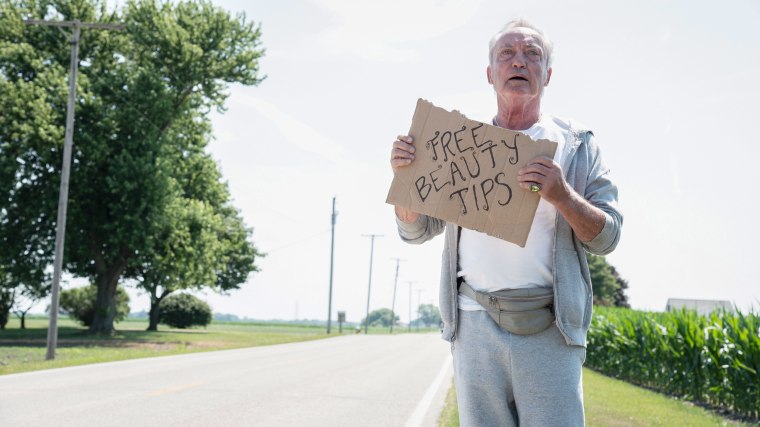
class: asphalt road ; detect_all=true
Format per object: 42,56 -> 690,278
0,333 -> 453,427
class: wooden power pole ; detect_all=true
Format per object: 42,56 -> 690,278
362,234 -> 382,334
326,197 -> 337,334
23,19 -> 124,360
389,258 -> 404,334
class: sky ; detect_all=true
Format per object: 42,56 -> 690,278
51,0 -> 760,324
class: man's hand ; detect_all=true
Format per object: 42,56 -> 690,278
518,155 -> 606,242
517,156 -> 570,206
391,135 -> 415,172
390,135 -> 420,223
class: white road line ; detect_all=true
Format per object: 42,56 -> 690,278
405,354 -> 453,427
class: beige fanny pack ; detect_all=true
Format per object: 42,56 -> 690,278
459,281 -> 555,335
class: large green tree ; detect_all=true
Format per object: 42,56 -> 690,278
362,308 -> 400,328
609,263 -> 630,308
59,283 -> 130,327
133,192 -> 259,331
417,304 -> 442,327
129,113 -> 259,331
0,0 -> 264,333
0,4 -> 61,329
587,253 -> 629,307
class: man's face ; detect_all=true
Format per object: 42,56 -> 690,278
487,28 -> 552,103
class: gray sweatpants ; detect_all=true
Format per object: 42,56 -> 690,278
452,309 -> 586,427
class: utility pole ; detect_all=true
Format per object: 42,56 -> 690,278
389,258 -> 404,334
416,289 -> 423,330
326,196 -> 337,334
362,234 -> 382,334
23,19 -> 124,361
407,281 -> 416,332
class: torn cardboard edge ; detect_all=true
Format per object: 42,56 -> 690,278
386,98 -> 558,247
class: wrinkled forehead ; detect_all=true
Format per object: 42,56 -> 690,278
492,27 -> 545,49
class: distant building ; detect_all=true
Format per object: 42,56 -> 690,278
666,298 -> 733,316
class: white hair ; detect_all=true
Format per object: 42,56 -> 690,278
488,19 -> 554,67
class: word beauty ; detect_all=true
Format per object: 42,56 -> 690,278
386,99 -> 557,247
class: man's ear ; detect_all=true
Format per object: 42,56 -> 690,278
545,67 -> 552,86
487,65 -> 493,84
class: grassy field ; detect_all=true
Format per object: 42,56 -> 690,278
438,369 -> 752,426
0,317 -> 438,375
0,317 -> 325,375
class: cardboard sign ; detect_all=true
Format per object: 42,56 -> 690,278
386,99 -> 557,247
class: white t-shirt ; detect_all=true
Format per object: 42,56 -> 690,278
458,114 -> 567,311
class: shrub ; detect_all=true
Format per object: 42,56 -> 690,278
159,293 -> 212,329
59,285 -> 130,327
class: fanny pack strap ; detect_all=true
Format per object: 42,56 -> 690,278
458,281 -> 482,303
458,281 -> 555,336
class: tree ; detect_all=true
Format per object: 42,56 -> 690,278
1,0 -> 264,333
11,281 -> 48,329
0,263 -> 50,330
134,194 -> 259,331
586,253 -> 629,307
59,284 -> 130,327
158,293 -> 212,329
417,304 -> 442,327
129,115 -> 260,331
0,66 -> 57,329
0,287 -> 11,329
362,308 -> 399,328
610,264 -> 630,308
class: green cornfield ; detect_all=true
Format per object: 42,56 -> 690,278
586,306 -> 760,421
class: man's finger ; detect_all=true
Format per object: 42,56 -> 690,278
519,160 -> 553,175
393,140 -> 416,154
392,158 -> 414,167
392,147 -> 415,160
397,135 -> 414,144
518,181 -> 542,192
517,173 -> 546,184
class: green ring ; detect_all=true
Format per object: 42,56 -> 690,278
530,184 -> 541,193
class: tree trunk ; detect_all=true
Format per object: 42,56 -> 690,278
147,293 -> 161,331
146,288 -> 170,331
89,269 -> 122,334
0,290 -> 12,329
20,312 -> 26,329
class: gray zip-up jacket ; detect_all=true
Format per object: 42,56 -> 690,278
396,118 -> 622,347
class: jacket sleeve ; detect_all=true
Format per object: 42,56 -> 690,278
396,214 -> 445,245
580,133 -> 623,255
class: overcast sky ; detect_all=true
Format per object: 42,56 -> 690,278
55,0 -> 760,324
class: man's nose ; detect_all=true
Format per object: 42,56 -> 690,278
512,51 -> 527,68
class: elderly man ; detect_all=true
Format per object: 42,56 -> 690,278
390,19 -> 622,426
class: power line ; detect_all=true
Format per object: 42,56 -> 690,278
265,229 -> 330,253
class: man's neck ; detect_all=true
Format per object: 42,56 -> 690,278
494,98 -> 542,131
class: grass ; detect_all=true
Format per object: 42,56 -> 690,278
0,317 -> 440,375
437,368 -> 752,427
0,317 -> 332,375
438,378 -> 460,427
